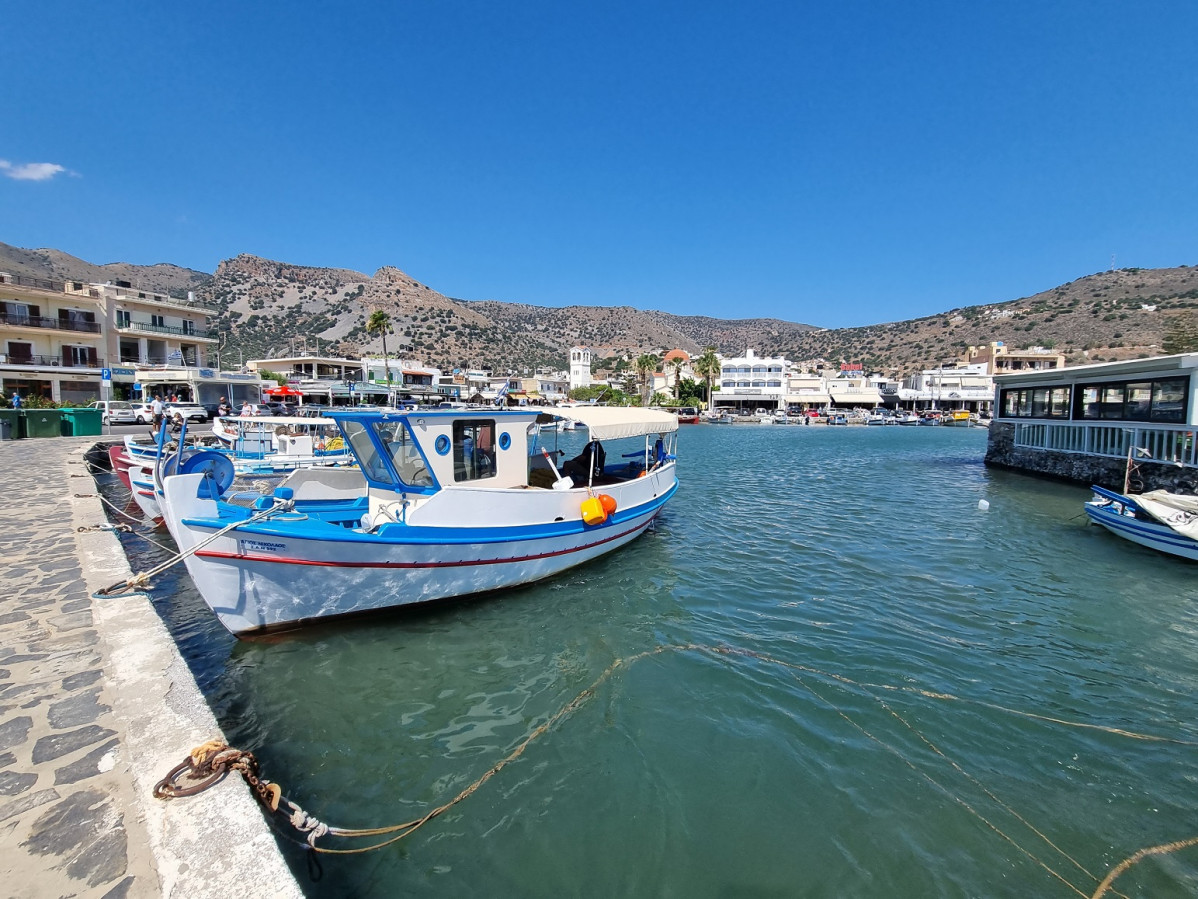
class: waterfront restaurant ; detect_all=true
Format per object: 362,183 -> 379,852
986,353 -> 1198,492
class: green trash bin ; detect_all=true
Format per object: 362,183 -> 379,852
0,409 -> 19,440
60,408 -> 103,437
21,409 -> 64,438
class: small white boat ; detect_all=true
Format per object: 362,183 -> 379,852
157,405 -> 680,636
1084,486 -> 1198,561
209,415 -> 353,471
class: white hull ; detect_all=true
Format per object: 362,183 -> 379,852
1085,495 -> 1198,562
163,471 -> 676,634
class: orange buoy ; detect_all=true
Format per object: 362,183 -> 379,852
598,493 -> 617,515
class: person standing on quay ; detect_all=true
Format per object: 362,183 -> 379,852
10,392 -> 21,409
151,394 -> 164,428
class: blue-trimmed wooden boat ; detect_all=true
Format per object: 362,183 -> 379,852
157,406 -> 680,636
1084,485 -> 1198,562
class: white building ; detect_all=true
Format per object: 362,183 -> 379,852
716,348 -> 790,413
898,362 -> 994,414
1,272 -> 226,405
569,346 -> 592,391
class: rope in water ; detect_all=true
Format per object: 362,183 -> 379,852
154,642 -> 1197,894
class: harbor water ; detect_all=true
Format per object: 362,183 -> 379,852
106,425 -> 1198,897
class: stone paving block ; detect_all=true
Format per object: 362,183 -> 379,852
0,716 -> 33,750
48,689 -> 110,729
0,788 -> 60,823
0,771 -> 37,796
54,738 -> 118,786
23,788 -> 128,888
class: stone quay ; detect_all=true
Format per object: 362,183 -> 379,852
0,435 -> 300,898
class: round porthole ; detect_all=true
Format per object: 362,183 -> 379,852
434,434 -> 451,455
498,432 -> 511,451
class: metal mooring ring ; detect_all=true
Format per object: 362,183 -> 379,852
153,757 -> 229,799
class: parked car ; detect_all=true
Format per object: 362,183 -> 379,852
86,400 -> 138,424
131,402 -> 155,424
164,402 -> 208,422
264,401 -> 297,416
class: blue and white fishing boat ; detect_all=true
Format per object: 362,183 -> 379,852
1084,485 -> 1198,561
157,405 -> 680,636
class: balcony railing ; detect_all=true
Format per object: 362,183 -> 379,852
0,273 -> 67,293
118,321 -> 215,339
0,353 -> 106,369
118,356 -> 203,367
0,312 -> 101,333
1013,421 -> 1197,468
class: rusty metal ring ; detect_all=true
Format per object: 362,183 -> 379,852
153,757 -> 229,799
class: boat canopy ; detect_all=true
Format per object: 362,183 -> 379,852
555,406 -> 678,440
1138,490 -> 1198,540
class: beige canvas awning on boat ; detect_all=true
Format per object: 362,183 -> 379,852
555,406 -> 679,440
1138,491 -> 1198,540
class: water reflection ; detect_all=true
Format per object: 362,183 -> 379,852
99,426 -> 1198,897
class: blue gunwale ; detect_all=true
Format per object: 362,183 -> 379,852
180,479 -> 679,546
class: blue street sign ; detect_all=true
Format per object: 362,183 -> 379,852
101,368 -> 111,380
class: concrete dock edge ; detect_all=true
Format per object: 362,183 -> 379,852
1,436 -> 302,898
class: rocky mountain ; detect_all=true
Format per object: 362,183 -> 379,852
0,241 -> 210,299
4,240 -> 1196,377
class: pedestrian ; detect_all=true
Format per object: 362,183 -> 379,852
10,392 -> 21,409
240,400 -> 252,417
217,396 -> 231,417
151,394 -> 164,428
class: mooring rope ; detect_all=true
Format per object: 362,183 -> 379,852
153,642 -> 1197,894
93,500 -> 293,598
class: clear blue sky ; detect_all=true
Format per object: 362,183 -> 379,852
3,0 -> 1196,328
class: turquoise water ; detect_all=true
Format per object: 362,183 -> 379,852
111,425 -> 1198,897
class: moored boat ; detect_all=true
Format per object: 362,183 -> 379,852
941,410 -> 975,427
157,405 -> 680,636
1084,485 -> 1198,561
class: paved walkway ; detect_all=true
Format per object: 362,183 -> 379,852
0,436 -> 300,898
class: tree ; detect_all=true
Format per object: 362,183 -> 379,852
670,357 -> 685,400
634,353 -> 659,406
366,310 -> 394,388
693,346 -> 721,412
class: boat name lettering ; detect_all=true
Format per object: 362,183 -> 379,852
241,539 -> 286,554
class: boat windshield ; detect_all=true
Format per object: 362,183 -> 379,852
341,418 -> 434,489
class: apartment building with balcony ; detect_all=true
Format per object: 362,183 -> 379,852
1,273 -> 108,404
715,348 -> 790,413
87,281 -> 218,371
897,362 -> 995,414
964,341 -> 1066,375
1,272 -> 221,404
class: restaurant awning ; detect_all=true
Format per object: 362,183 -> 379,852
266,385 -> 303,397
828,388 -> 882,404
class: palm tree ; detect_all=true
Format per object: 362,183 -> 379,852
693,346 -> 721,413
634,353 -> 659,406
671,357 -> 685,401
366,310 -> 393,389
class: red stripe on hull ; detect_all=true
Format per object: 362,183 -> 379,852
193,519 -> 652,569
